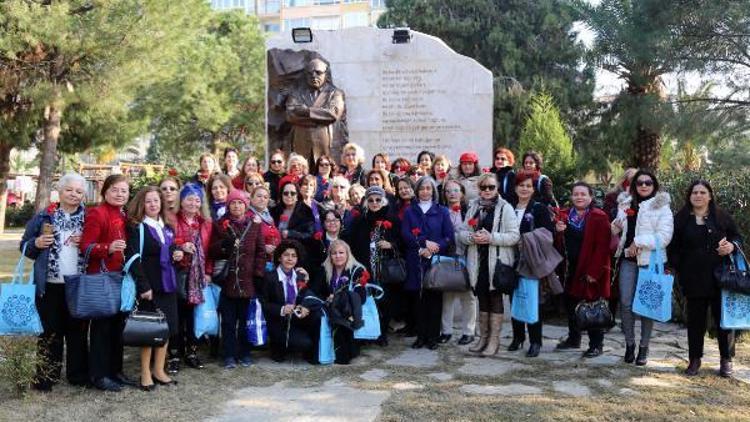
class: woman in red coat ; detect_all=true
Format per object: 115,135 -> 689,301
79,174 -> 131,392
169,182 -> 213,374
554,182 -> 611,358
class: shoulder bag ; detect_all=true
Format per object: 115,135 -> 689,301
379,248 -> 407,285
491,204 -> 518,294
574,298 -> 615,331
715,243 -> 750,295
423,255 -> 470,292
64,244 -> 123,319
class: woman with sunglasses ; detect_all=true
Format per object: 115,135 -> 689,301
490,147 -> 517,203
611,170 -> 673,366
313,155 -> 335,202
159,176 -> 182,221
458,173 -> 520,356
242,172 -> 265,195
349,186 -> 402,346
271,178 -> 314,260
264,149 -> 286,203
391,157 -> 412,180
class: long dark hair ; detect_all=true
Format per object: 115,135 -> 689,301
629,169 -> 659,206
674,179 -> 735,238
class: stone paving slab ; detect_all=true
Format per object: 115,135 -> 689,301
458,357 -> 532,377
553,380 -> 592,397
385,348 -> 439,368
208,381 -> 389,422
459,383 -> 543,396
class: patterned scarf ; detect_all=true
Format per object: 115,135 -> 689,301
568,208 -> 589,232
48,205 -> 85,279
187,230 -> 206,305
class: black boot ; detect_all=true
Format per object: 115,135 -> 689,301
635,346 -> 649,366
685,358 -> 701,376
624,343 -> 636,364
507,338 -> 524,351
526,343 -> 541,358
555,336 -> 581,350
720,358 -> 734,378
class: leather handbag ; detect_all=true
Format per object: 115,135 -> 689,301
423,255 -> 470,292
379,249 -> 407,285
574,298 -> 615,331
122,304 -> 170,347
64,245 -> 123,319
715,245 -> 750,295
492,259 -> 518,294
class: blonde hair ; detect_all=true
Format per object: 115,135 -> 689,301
287,153 -> 309,175
341,142 -> 365,165
475,172 -> 497,188
323,239 -> 364,284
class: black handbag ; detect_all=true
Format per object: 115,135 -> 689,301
715,245 -> 750,294
423,255 -> 470,292
492,259 -> 518,294
122,304 -> 170,347
64,245 -> 123,319
574,298 -> 615,331
379,249 -> 407,285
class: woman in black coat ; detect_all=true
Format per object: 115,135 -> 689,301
125,187 -> 182,390
667,180 -> 742,378
271,179 -> 315,264
347,186 -> 402,346
509,171 -> 554,358
309,239 -> 368,364
260,240 -> 320,363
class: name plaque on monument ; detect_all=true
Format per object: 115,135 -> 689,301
266,27 -> 493,165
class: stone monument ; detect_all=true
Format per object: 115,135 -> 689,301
266,27 -> 493,166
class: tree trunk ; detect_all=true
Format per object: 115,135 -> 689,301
632,126 -> 661,172
0,142 -> 13,233
34,103 -> 62,212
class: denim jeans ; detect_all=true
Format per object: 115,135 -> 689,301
619,260 -> 654,347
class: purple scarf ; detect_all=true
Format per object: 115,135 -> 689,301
146,224 -> 177,293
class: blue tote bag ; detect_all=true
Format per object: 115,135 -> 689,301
721,250 -> 750,329
0,244 -> 42,336
319,308 -> 335,365
246,298 -> 268,346
353,283 -> 384,340
194,284 -> 220,339
510,277 -> 539,324
633,249 -> 674,323
120,224 -> 143,313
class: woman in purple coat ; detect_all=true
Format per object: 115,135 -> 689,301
402,176 -> 455,350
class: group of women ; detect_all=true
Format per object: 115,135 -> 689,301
20,143 -> 743,393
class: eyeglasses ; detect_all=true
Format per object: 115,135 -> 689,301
636,180 -> 654,187
367,197 -> 382,204
271,160 -> 283,165
282,191 -> 297,197
445,188 -> 461,194
479,185 -> 497,191
161,186 -> 178,192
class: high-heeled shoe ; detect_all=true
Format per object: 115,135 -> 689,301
153,376 -> 178,386
139,380 -> 156,392
411,338 -> 426,349
507,338 -> 524,352
526,343 -> 541,358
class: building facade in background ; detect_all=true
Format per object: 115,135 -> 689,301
210,0 -> 386,33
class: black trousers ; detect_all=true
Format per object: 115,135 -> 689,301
218,294 -> 250,360
565,294 -> 603,348
415,289 -> 443,343
510,290 -> 542,345
89,313 -> 125,381
35,284 -> 89,386
268,313 -> 320,362
686,296 -> 735,360
170,299 -> 197,358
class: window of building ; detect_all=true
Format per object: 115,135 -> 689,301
342,12 -> 368,28
370,0 -> 385,9
264,23 -> 281,32
283,17 -> 312,30
313,0 -> 337,5
311,15 -> 340,30
261,0 -> 280,13
284,0 -> 312,7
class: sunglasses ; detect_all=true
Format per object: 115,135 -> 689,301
271,160 -> 283,164
367,197 -> 382,204
161,186 -> 178,192
636,180 -> 654,187
479,185 -> 497,191
283,191 -> 297,197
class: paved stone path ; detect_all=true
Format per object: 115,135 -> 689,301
208,321 -> 750,421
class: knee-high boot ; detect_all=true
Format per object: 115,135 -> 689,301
482,313 -> 503,357
469,312 -> 489,353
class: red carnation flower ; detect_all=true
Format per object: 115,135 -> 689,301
482,167 -> 491,173
451,204 -> 461,212
625,209 -> 636,217
313,231 -> 323,240
280,215 -> 289,222
46,202 -> 59,214
168,168 -> 179,177
221,219 -> 230,230
360,269 -> 370,287
468,218 -> 479,228
296,280 -> 308,291
351,209 -> 361,218
322,177 -> 328,185
382,220 -> 393,230
322,189 -> 330,198
411,227 -> 421,236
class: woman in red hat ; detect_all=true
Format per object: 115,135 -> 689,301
455,151 -> 482,202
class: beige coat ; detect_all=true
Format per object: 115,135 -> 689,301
457,198 -> 520,291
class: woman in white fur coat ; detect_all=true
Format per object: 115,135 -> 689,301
611,170 -> 674,366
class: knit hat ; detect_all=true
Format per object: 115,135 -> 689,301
365,186 -> 386,199
459,151 -> 479,163
226,189 -> 249,207
180,182 -> 204,201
